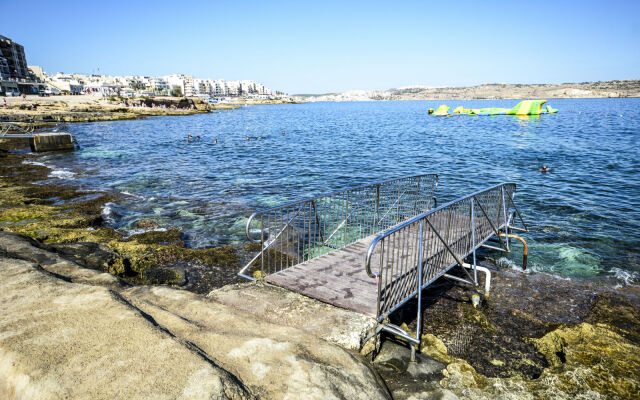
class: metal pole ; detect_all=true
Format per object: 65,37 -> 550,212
412,219 -> 424,362
344,192 -> 349,246
312,200 -> 324,243
471,197 -> 477,284
260,215 -> 265,278
501,186 -> 509,251
375,184 -> 380,227
414,176 -> 421,215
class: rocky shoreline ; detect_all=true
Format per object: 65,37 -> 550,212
0,151 -> 248,292
1,149 -> 639,398
0,95 -> 301,125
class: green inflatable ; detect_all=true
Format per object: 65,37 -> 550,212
433,105 -> 450,116
440,100 -> 559,117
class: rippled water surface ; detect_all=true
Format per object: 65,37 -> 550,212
37,99 -> 640,285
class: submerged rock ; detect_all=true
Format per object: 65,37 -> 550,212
0,152 -> 244,288
134,218 -> 160,229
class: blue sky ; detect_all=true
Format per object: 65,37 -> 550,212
2,0 -> 638,93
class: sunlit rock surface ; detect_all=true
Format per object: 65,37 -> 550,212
0,233 -> 389,399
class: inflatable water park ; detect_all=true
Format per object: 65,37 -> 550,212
429,100 -> 558,116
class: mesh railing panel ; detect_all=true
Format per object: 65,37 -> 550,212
245,174 -> 438,277
369,183 -> 517,318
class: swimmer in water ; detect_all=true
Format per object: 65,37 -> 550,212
188,134 -> 193,139
282,130 -> 286,135
213,138 -> 217,144
196,135 -> 200,140
540,165 -> 551,173
247,136 -> 251,141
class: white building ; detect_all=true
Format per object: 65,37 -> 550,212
47,72 -> 84,94
165,74 -> 182,95
149,77 -> 169,95
32,69 -> 278,98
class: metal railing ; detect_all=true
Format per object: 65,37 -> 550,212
364,182 -> 527,359
0,121 -> 35,137
239,174 -> 438,280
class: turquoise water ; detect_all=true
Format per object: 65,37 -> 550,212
36,99 -> 640,285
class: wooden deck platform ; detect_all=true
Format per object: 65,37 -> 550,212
265,235 -> 380,317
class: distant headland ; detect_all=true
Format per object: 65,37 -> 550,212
295,79 -> 640,102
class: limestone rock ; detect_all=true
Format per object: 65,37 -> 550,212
134,219 -> 160,229
0,258 -> 251,399
0,236 -> 390,399
0,231 -> 120,288
209,282 -> 378,350
126,286 -> 389,399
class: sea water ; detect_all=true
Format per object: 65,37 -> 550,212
34,98 -> 640,286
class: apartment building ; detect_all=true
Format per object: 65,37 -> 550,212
0,35 -> 28,80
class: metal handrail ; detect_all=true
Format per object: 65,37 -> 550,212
240,174 -> 438,279
365,182 -> 518,277
364,182 -> 527,358
366,182 -> 526,318
0,122 -> 35,136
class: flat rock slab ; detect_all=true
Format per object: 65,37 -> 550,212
209,282 -> 378,350
0,258 -> 249,400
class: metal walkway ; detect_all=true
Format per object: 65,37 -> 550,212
240,176 -> 527,357
0,121 -> 36,138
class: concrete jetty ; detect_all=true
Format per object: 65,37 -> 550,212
0,131 -> 75,152
28,132 -> 74,152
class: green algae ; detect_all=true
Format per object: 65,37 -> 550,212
126,227 -> 185,247
434,322 -> 640,399
397,268 -> 640,399
0,151 -> 240,286
243,242 -> 262,252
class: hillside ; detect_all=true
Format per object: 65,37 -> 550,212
297,80 -> 640,101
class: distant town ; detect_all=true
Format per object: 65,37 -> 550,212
1,34 -> 286,102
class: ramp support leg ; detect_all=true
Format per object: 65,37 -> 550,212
462,263 -> 491,294
412,219 -> 425,362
